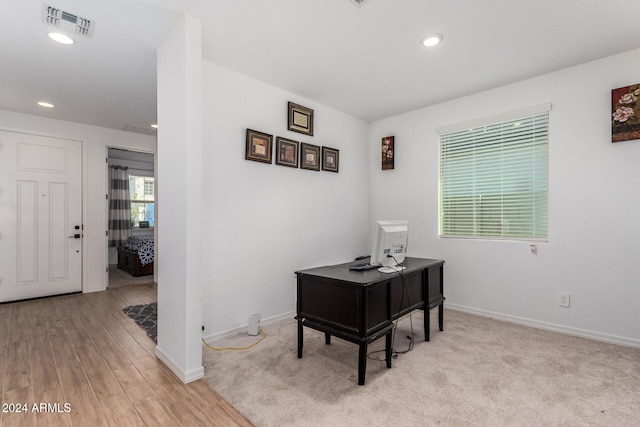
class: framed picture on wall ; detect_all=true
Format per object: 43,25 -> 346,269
288,102 -> 314,136
300,143 -> 321,171
382,136 -> 394,170
322,146 -> 339,173
245,129 -> 273,164
612,83 -> 640,143
275,137 -> 299,168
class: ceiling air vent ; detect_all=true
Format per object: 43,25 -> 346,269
122,124 -> 158,137
42,5 -> 94,37
351,0 -> 372,6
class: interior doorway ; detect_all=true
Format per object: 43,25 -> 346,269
106,148 -> 156,289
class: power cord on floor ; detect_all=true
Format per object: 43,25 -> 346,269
201,320 -> 294,351
202,329 -> 266,351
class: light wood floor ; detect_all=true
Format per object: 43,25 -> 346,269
108,265 -> 155,289
0,282 -> 253,426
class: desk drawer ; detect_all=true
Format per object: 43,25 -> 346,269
297,276 -> 389,337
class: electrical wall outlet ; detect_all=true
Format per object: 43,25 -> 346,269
557,292 -> 570,308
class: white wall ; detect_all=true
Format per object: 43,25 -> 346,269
0,109 -> 156,293
201,62 -> 371,338
369,48 -> 640,346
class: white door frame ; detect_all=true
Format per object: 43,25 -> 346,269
104,145 -> 157,289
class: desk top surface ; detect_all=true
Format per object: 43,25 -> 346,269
295,257 -> 444,285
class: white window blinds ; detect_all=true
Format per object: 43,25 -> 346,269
438,106 -> 549,240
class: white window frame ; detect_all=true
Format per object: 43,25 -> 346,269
437,103 -> 551,241
129,175 -> 155,228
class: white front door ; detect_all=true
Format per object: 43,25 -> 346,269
0,130 -> 83,302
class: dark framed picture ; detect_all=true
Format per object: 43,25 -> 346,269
275,137 -> 299,168
612,83 -> 640,143
300,143 -> 321,171
139,221 -> 149,228
382,136 -> 394,170
245,129 -> 273,164
322,146 -> 339,173
288,102 -> 314,136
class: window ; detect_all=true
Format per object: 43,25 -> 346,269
438,104 -> 550,240
129,175 -> 154,227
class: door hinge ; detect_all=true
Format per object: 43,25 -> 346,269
106,266 -> 109,273
105,230 -> 109,236
105,194 -> 109,200
106,157 -> 108,163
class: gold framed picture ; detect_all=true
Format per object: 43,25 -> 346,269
275,137 -> 299,168
245,129 -> 273,164
288,102 -> 314,136
300,143 -> 321,171
322,146 -> 339,173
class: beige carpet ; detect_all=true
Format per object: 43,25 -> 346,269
202,309 -> 640,426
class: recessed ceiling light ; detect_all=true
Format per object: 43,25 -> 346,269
150,124 -> 158,129
48,32 -> 74,45
37,101 -> 55,108
421,33 -> 443,47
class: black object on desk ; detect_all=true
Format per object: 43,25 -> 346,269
349,262 -> 380,271
295,257 -> 445,385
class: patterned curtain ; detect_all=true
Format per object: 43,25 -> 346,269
108,166 -> 132,247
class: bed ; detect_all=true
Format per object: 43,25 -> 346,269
117,235 -> 154,277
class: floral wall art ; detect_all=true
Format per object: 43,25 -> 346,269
611,83 -> 640,143
382,136 -> 394,170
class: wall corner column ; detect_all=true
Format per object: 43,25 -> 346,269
155,14 -> 204,383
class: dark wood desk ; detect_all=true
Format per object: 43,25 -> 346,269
295,257 -> 445,385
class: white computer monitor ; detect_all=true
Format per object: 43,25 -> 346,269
370,220 -> 409,273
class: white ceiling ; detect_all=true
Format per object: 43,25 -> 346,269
3,0 -> 640,134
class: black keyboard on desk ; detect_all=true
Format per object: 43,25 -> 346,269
349,263 -> 380,271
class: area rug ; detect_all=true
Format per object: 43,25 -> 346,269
122,302 -> 157,343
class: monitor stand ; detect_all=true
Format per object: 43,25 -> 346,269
378,265 -> 407,274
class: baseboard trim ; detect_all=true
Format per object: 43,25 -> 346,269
154,345 -> 204,384
446,303 -> 640,349
202,310 -> 296,343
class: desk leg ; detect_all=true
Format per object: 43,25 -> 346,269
358,344 -> 367,386
385,332 -> 392,369
325,333 -> 331,345
439,303 -> 444,331
297,319 -> 303,358
424,308 -> 431,342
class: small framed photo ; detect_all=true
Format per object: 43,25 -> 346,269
275,137 -> 299,168
245,129 -> 273,164
139,221 -> 150,228
288,102 -> 314,136
322,146 -> 339,173
382,136 -> 394,170
300,143 -> 321,171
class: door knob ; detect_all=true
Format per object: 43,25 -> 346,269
68,234 -> 81,239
